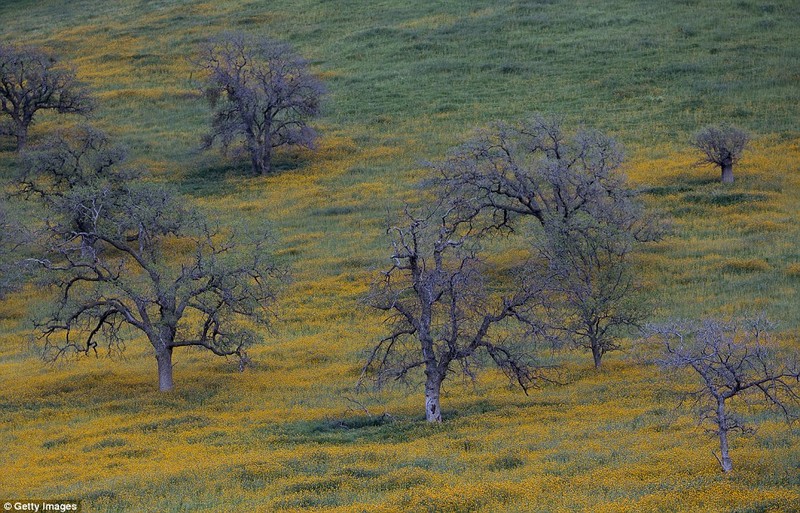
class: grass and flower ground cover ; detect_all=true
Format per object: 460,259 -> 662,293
1,0 -> 798,511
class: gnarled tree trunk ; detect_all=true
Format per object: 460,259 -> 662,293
424,367 -> 444,423
720,159 -> 734,184
151,327 -> 176,392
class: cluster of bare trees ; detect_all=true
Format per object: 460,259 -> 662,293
363,116 -> 658,420
0,33 -> 792,474
15,126 -> 282,390
1,37 -> 295,391
1,34 -> 324,172
362,117 -> 796,472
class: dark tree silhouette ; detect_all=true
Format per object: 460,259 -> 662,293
650,317 -> 799,472
363,204 -> 553,422
434,115 -> 658,367
195,32 -> 325,175
690,124 -> 749,184
0,44 -> 93,151
20,129 -> 281,391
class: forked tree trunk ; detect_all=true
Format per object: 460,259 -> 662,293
720,160 -> 734,184
716,399 -> 733,472
424,370 -> 444,423
156,347 -> 174,392
250,142 -> 272,175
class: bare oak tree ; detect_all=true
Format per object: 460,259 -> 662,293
363,204 -> 552,422
537,214 -> 647,368
690,124 -> 749,184
17,125 -> 132,202
649,317 -> 799,472
433,115 -> 657,367
195,32 -> 325,175
20,129 -> 280,391
0,44 -> 93,151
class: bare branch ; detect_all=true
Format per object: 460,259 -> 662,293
648,317 -> 799,472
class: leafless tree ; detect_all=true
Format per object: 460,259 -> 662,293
537,213 -> 647,368
17,125 -> 132,200
0,44 -> 93,151
195,32 -> 325,175
20,130 -> 281,391
363,204 -> 554,422
690,124 -> 749,184
433,115 -> 653,237
649,317 -> 799,472
433,115 -> 658,367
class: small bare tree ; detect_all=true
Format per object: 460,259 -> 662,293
537,214 -> 647,368
0,44 -> 93,151
690,124 -> 749,184
649,317 -> 799,472
434,115 -> 658,367
20,129 -> 280,391
195,32 -> 325,175
363,204 -> 552,422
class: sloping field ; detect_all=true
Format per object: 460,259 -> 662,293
1,1 -> 798,511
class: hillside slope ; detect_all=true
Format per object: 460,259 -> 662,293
1,1 -> 798,511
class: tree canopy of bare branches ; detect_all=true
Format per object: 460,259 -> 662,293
0,206 -> 26,298
0,44 -> 93,151
363,204 -> 554,422
536,211 -> 648,368
690,124 -> 749,184
20,128 -> 281,391
649,317 -> 799,472
433,115 -> 658,367
195,32 -> 325,175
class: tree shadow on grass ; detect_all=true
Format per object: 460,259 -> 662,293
179,151 -> 313,198
271,150 -> 312,174
179,161 -> 247,198
0,136 -> 16,153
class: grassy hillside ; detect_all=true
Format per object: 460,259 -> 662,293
1,0 -> 799,511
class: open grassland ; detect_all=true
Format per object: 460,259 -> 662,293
1,0 -> 799,511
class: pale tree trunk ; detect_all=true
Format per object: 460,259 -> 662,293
720,160 -> 734,184
424,368 -> 443,423
151,326 -> 176,392
717,398 -> 733,472
156,347 -> 174,392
